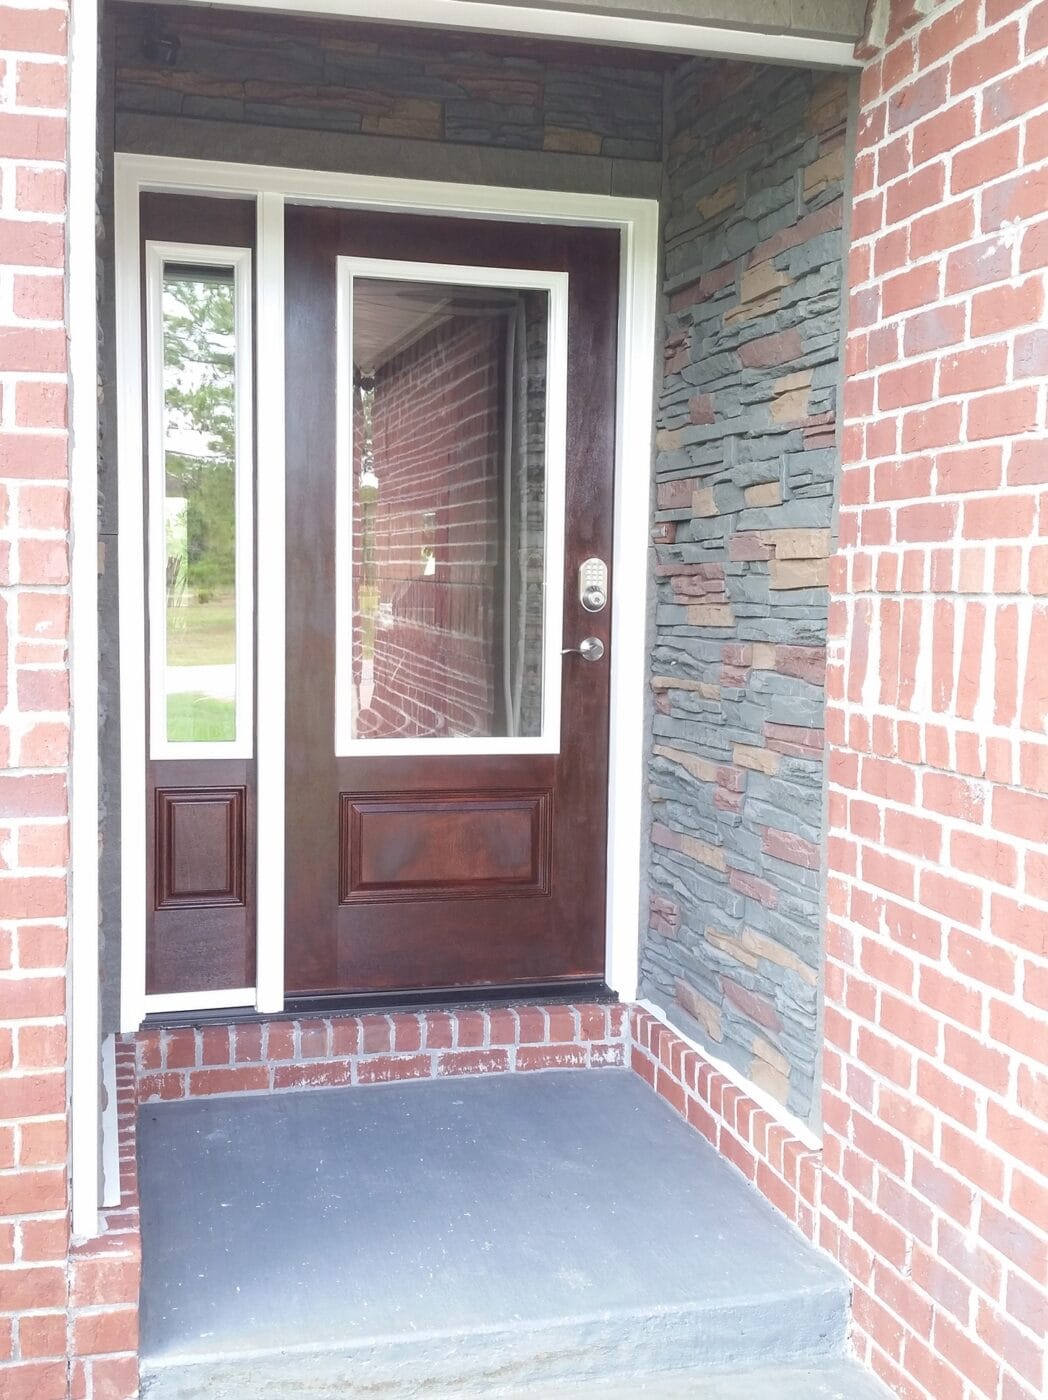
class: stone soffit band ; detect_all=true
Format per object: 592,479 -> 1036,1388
121,0 -> 864,69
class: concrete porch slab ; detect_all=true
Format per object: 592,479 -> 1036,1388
138,1068 -> 854,1397
504,1358 -> 893,1397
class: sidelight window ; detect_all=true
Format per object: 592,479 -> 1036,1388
145,245 -> 254,758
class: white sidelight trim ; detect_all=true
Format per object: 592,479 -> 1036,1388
142,988 -> 255,1015
137,0 -> 862,68
144,243 -> 255,762
116,152 -> 658,1024
254,193 -> 287,1015
334,257 -> 569,758
68,0 -> 102,1240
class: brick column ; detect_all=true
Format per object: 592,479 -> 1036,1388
0,5 -> 73,1397
827,1 -> 1047,1397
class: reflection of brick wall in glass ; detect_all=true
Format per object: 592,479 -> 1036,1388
350,283 -> 548,741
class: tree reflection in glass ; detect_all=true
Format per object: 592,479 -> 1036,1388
161,266 -> 239,744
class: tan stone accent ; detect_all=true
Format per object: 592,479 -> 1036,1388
675,981 -> 724,1042
691,487 -> 718,518
752,1035 -> 790,1076
772,388 -> 811,423
678,833 -> 728,871
724,261 -> 790,325
775,370 -> 813,394
650,677 -> 721,700
749,1057 -> 790,1104
771,369 -> 813,424
804,145 -> 846,200
739,928 -> 818,985
655,427 -> 683,452
733,742 -> 780,775
687,604 -> 734,628
743,481 -> 782,508
759,528 -> 832,559
741,261 -> 790,304
362,98 -> 442,138
696,181 -> 737,220
750,643 -> 777,670
543,126 -> 602,155
769,558 -> 830,590
706,927 -> 759,970
653,744 -> 718,785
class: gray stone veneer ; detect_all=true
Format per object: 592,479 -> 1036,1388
641,61 -> 849,1125
112,4 -> 665,161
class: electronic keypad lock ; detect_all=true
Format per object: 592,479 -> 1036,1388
579,557 -> 608,613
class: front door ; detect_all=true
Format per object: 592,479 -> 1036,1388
283,208 -> 619,1002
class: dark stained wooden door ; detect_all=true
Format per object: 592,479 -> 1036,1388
284,207 -> 619,1001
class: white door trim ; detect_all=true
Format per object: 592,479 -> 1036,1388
334,256 -> 570,759
129,0 -> 861,68
115,152 -> 658,1031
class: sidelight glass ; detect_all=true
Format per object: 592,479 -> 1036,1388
343,273 -> 557,746
153,257 -> 251,751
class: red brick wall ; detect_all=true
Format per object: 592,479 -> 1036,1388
828,1 -> 1047,1395
0,5 -> 74,1396
3,5 -> 1046,1400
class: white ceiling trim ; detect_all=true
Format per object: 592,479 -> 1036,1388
137,0 -> 862,69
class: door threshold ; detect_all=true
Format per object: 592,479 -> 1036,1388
142,980 -> 616,1029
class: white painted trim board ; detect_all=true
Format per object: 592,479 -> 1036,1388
115,154 -> 658,1028
68,0 -> 102,1240
334,256 -> 569,758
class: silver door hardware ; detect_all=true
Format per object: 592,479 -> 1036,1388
579,557 -> 608,613
562,637 -> 605,662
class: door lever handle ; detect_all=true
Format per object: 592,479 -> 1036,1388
562,636 -> 605,662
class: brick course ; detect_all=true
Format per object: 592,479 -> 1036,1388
0,5 -> 74,1397
2,5 -> 1047,1400
826,2 -> 1048,1397
134,1003 -> 629,1103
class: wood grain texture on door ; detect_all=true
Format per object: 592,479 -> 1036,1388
284,209 -> 619,1001
340,789 -> 553,902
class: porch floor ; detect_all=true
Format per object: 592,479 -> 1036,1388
137,1068 -> 884,1397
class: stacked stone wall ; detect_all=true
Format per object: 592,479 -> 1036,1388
641,60 -> 850,1124
110,3 -> 664,160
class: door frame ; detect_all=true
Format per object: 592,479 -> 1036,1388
115,151 -> 659,1033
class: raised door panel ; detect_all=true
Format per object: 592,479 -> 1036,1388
340,789 -> 552,902
155,786 -> 246,908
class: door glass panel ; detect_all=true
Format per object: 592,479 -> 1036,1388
347,277 -> 550,743
161,264 -> 239,745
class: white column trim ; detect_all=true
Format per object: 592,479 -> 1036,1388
115,162 -> 148,1035
68,0 -> 102,1239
